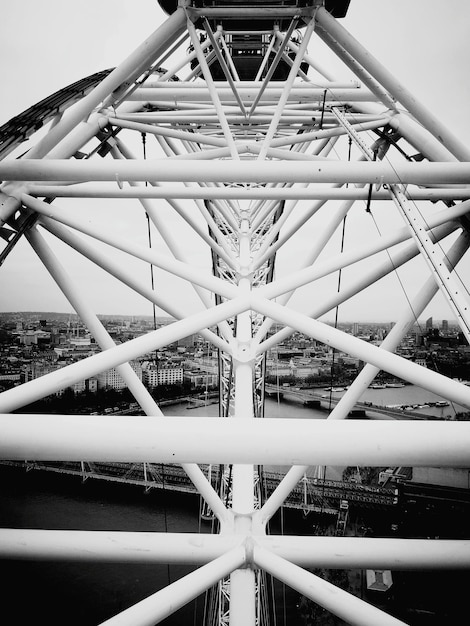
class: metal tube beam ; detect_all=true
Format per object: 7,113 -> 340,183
256,464 -> 307,527
274,28 -> 336,81
257,223 -> 457,353
230,222 -> 257,625
258,197 -> 469,301
0,529 -> 240,564
129,87 -> 376,103
202,20 -> 247,117
186,19 -> 239,160
29,216 -> 230,523
257,18 -> 316,159
3,416 -> 470,467
108,116 -> 227,148
325,229 -> 470,418
252,291 -> 470,408
3,160 -> 470,184
291,231 -> 469,492
0,296 -> 250,413
186,6 -> 312,19
252,185 -> 343,271
248,21 -> 299,120
315,6 -> 470,161
388,185 -> 470,343
27,183 -> 470,202
21,195 -> 238,302
99,546 -> 246,626
261,536 -> 470,570
112,140 -> 238,266
140,81 -> 361,90
26,226 -> 164,417
388,111 -> 459,164
254,546 -> 407,626
2,529 -> 469,570
24,8 -> 187,160
39,217 -> 229,353
254,33 -> 276,81
102,112 -> 384,124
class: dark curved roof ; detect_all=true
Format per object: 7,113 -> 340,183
0,69 -> 114,160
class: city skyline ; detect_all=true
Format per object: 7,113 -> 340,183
1,0 -> 470,323
0,309 -> 459,330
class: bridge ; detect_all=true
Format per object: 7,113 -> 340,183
265,384 -> 439,420
1,460 -> 399,514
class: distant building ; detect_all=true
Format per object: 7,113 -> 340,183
144,365 -> 183,388
87,378 -> 99,393
98,361 -> 143,390
184,370 -> 218,388
18,330 -> 50,346
176,334 -> 198,348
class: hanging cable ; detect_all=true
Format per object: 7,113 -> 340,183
365,147 -> 378,214
319,89 -> 327,129
347,135 -> 352,171
327,137 -> 350,411
327,215 -> 347,412
365,185 -> 424,346
141,132 -> 158,351
141,132 -> 148,187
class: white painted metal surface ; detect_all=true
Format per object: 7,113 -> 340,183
1,2 -> 470,625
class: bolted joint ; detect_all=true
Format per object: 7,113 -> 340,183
233,341 -> 255,364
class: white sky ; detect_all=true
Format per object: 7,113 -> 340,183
0,0 -> 469,323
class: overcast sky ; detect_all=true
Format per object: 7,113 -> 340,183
0,0 -> 469,323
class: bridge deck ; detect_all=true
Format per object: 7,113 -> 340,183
2,460 -> 398,512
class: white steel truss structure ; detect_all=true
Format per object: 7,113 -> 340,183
1,1 -> 470,624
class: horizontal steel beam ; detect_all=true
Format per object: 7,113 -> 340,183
187,6 -> 314,18
2,416 -> 470,466
0,296 -> 248,413
101,546 -> 246,626
141,80 -> 361,90
255,546 -> 406,626
127,87 -> 376,103
26,183 -> 470,202
1,160 -> 470,184
1,529 -> 469,569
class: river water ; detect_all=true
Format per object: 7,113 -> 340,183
1,385 -> 469,625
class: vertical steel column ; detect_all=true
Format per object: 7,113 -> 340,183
230,210 -> 256,625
